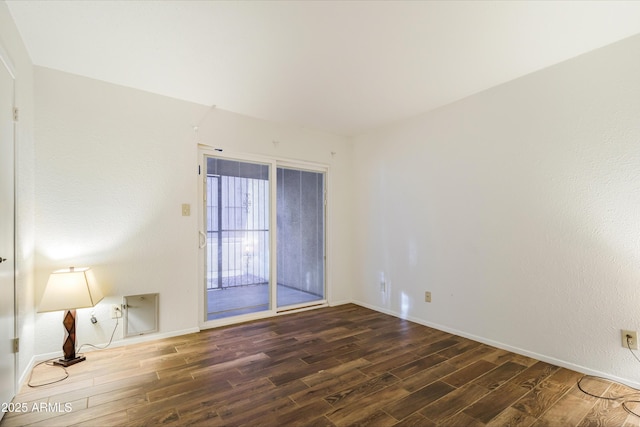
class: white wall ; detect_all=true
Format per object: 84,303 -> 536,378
352,33 -> 640,387
34,67 -> 353,355
29,2 -> 640,390
0,0 -> 36,388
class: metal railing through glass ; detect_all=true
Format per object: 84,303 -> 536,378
206,174 -> 270,291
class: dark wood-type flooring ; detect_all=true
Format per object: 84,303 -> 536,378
3,304 -> 640,426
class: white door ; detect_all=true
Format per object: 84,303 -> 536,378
203,156 -> 272,321
276,166 -> 326,308
0,54 -> 16,410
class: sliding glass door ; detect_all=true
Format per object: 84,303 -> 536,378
205,157 -> 271,320
276,166 -> 325,308
202,152 -> 326,324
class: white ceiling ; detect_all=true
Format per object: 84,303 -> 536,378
7,1 -> 640,136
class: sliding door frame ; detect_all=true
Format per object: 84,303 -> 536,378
198,146 -> 329,329
275,161 -> 328,312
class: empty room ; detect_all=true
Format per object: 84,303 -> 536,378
3,1 -> 640,426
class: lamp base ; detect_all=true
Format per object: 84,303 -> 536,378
53,355 -> 86,367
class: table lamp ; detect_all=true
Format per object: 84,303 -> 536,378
38,267 -> 104,366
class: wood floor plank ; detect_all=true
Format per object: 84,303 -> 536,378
325,384 -> 409,426
216,379 -> 307,419
529,391 -> 596,427
623,401 -> 640,427
47,372 -> 157,405
347,409 -> 398,427
440,411 -> 486,427
383,381 -> 455,421
577,383 -> 633,427
218,396 -> 298,426
1,398 -> 87,427
272,399 -> 335,427
125,397 -> 179,422
91,364 -> 160,387
137,352 -> 187,370
463,382 -> 530,423
482,348 -> 537,367
359,350 -> 422,378
390,412 -> 436,427
446,344 -> 497,368
86,386 -> 147,409
509,361 -> 559,391
145,375 -> 232,403
389,354 -> 448,380
420,382 -> 489,424
173,376 -> 273,422
441,359 -> 497,388
234,351 -> 307,378
171,400 -> 223,427
399,361 -> 458,393
324,372 -> 400,409
413,338 -> 461,357
190,352 -> 270,378
262,342 -> 310,360
300,358 -> 371,388
545,367 -> 583,387
303,415 -> 337,427
269,357 -> 344,386
359,341 -> 419,363
68,410 -> 128,427
292,369 -> 370,406
30,396 -> 139,427
511,379 -> 571,419
301,342 -> 362,364
485,406 -> 537,427
12,376 -> 94,403
472,361 -> 528,391
436,338 -> 482,359
126,407 -> 181,427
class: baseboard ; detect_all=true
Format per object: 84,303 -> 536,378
108,327 -> 201,347
328,299 -> 352,307
351,299 -> 640,390
31,327 -> 201,363
17,354 -> 38,391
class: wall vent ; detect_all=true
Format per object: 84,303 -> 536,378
123,293 -> 159,337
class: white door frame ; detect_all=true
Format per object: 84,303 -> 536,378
0,41 -> 17,415
198,147 -> 278,329
197,146 -> 329,329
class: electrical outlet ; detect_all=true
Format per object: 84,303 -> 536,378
182,203 -> 191,216
622,330 -> 638,350
425,291 -> 431,303
111,304 -> 122,319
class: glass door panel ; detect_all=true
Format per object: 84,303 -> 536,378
276,167 -> 325,308
206,157 -> 270,320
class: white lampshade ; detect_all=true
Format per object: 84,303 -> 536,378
38,267 -> 104,312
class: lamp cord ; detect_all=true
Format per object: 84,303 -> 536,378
76,315 -> 119,354
576,336 -> 640,418
27,316 -> 119,388
27,359 -> 69,388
